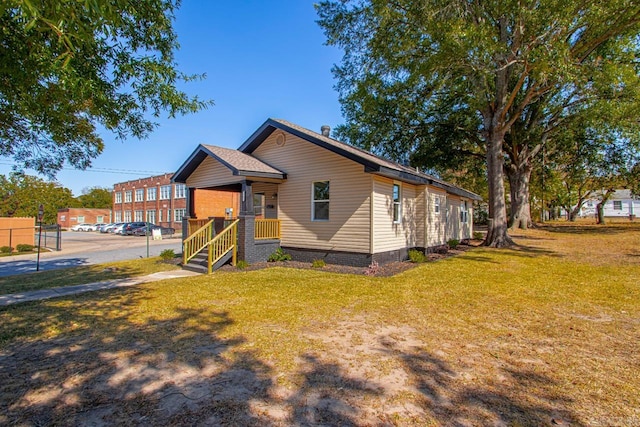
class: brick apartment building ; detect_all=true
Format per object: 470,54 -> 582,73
112,173 -> 239,232
58,208 -> 112,228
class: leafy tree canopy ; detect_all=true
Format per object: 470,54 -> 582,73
0,172 -> 77,223
0,0 -> 213,176
77,186 -> 112,208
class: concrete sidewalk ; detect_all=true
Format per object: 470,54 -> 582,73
0,269 -> 201,307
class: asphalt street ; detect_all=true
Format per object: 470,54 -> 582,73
0,231 -> 183,277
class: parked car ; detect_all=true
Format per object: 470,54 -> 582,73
121,222 -> 150,235
97,223 -> 113,233
102,223 -> 122,233
91,223 -> 105,232
131,225 -> 175,236
112,223 -> 127,234
70,223 -> 94,232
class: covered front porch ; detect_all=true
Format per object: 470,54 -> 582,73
182,182 -> 283,273
172,144 -> 287,273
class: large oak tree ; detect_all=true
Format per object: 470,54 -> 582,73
1,0 -> 212,176
317,0 -> 640,246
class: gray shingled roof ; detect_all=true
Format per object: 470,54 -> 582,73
172,143 -> 285,183
200,144 -> 284,176
240,118 -> 482,201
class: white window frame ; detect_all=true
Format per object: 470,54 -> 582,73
158,209 -> 163,223
77,215 -> 85,223
134,210 -> 143,222
174,208 -> 186,222
147,187 -> 157,201
160,185 -> 171,200
115,192 -> 122,204
434,196 -> 440,214
460,201 -> 469,223
115,212 -> 122,222
613,200 -> 623,210
312,181 -> 330,221
97,216 -> 104,223
146,210 -> 156,224
124,191 -> 132,203
392,183 -> 401,224
175,184 -> 186,199
124,211 -> 132,222
135,189 -> 144,202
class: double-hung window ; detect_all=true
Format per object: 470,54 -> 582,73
135,189 -> 144,202
147,187 -> 157,201
160,185 -> 171,200
175,184 -> 186,199
434,196 -> 440,214
613,201 -> 623,210
115,192 -> 122,204
124,191 -> 132,203
392,183 -> 401,223
312,181 -> 330,221
460,201 -> 469,223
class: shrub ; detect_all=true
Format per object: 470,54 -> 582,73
447,239 -> 460,250
364,261 -> 380,276
473,231 -> 484,240
0,246 -> 13,254
268,247 -> 292,262
16,244 -> 34,252
236,260 -> 249,269
408,249 -> 426,263
159,249 -> 175,261
312,259 -> 326,268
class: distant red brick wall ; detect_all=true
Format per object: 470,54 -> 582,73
57,209 -> 112,228
193,190 -> 240,219
0,217 -> 35,249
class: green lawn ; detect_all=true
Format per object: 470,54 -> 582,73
0,223 -> 638,426
0,257 -> 180,295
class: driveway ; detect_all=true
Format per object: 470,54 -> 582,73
0,231 -> 183,277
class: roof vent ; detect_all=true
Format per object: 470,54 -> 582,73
321,125 -> 331,137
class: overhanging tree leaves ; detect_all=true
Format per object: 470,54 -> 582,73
0,0 -> 213,176
77,186 -> 112,208
317,0 -> 640,247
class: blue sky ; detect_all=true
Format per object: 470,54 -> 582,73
0,1 -> 344,196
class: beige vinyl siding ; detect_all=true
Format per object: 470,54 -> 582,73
186,156 -> 237,188
415,186 -> 426,248
252,132 -> 371,253
460,199 -> 472,239
426,187 -> 447,247
446,195 -> 461,241
372,177 -> 420,253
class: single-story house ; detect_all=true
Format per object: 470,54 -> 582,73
173,118 -> 481,271
577,189 -> 639,219
57,208 -> 112,228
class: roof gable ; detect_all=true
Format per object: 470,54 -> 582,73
172,144 -> 285,183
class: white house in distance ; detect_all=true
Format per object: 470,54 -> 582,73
173,118 -> 481,269
579,189 -> 639,220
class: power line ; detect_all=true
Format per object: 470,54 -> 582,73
0,161 -> 168,176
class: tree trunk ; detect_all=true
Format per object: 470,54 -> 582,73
484,130 -> 514,247
508,164 -> 533,230
568,206 -> 580,221
597,202 -> 605,224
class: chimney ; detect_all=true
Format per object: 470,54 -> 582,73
321,125 -> 331,137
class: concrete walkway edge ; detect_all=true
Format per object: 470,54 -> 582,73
0,269 -> 201,307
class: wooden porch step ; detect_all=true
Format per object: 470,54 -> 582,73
182,248 -> 233,274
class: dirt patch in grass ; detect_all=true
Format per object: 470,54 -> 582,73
1,226 -> 639,425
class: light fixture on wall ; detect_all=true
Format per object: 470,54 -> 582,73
272,193 -> 278,199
